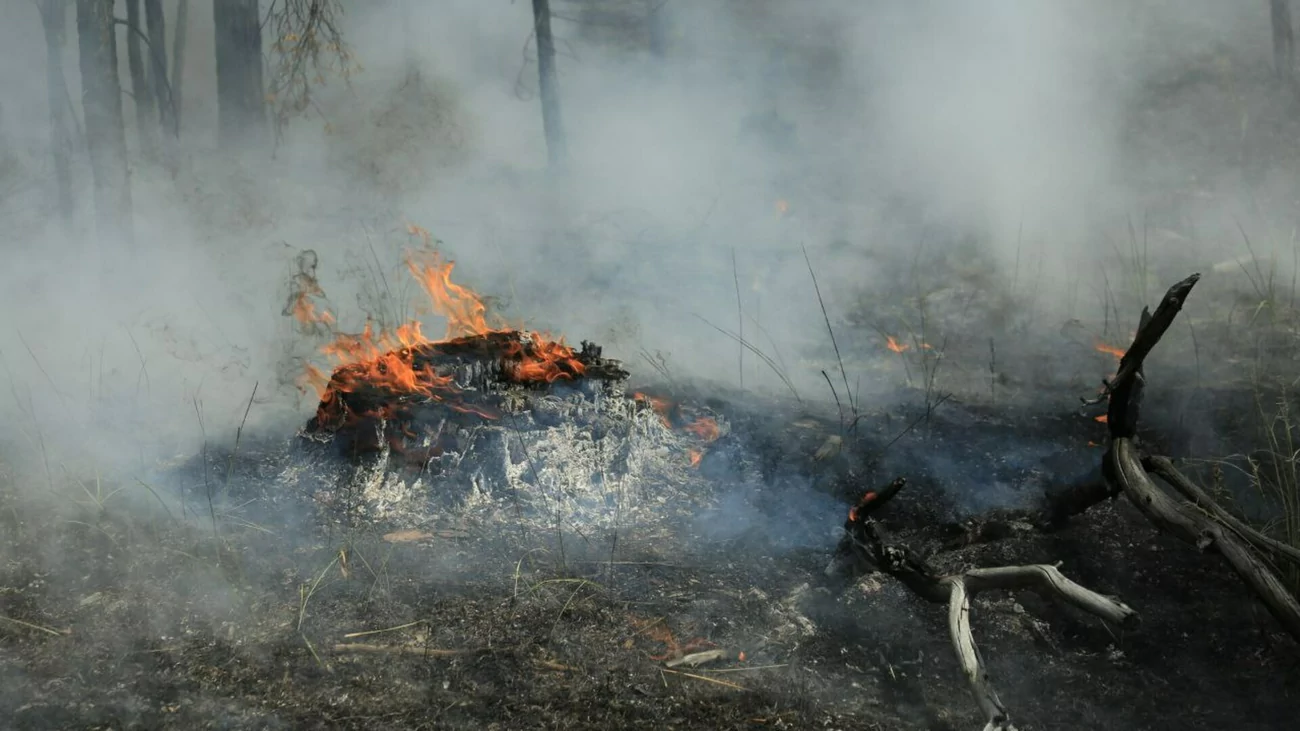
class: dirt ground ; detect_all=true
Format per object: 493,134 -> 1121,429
2,390 -> 1298,731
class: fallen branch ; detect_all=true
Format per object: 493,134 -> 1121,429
1144,455 -> 1300,568
1108,440 -> 1300,639
331,643 -> 472,657
1095,272 -> 1300,642
664,649 -> 730,668
841,505 -> 1136,730
659,666 -> 748,691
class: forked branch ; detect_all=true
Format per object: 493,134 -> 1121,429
839,497 -> 1136,730
1097,273 -> 1300,642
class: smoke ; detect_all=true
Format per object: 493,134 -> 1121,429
0,0 -> 1292,514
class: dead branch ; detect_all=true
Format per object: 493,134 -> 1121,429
842,509 -> 1135,729
1094,273 -> 1300,642
331,643 -> 471,657
1108,440 -> 1300,639
1144,455 -> 1300,568
1088,274 -> 1200,437
664,649 -> 729,668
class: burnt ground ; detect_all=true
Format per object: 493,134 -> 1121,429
2,388 -> 1299,731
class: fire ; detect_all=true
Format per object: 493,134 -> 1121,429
847,490 -> 878,523
685,416 -> 720,443
298,232 -> 587,430
632,394 -> 722,466
633,392 -> 674,428
627,615 -> 715,662
289,291 -> 335,326
1094,414 -> 1108,423
884,335 -> 932,353
1094,342 -> 1126,360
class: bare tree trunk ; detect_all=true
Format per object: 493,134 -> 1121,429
402,0 -> 420,86
646,0 -> 667,59
213,0 -> 265,149
76,0 -> 133,246
1272,0 -> 1295,80
172,0 -> 189,133
144,0 -> 172,134
39,0 -> 75,226
124,0 -> 156,153
531,0 -> 567,169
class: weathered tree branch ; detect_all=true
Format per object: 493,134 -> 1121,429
1095,273 -> 1300,642
1144,454 -> 1300,567
837,494 -> 1136,729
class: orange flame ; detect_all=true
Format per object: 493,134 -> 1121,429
290,291 -> 335,326
303,233 -> 587,431
633,392 -> 674,428
1094,414 -> 1108,423
847,490 -> 878,522
685,417 -> 720,443
885,335 -> 909,353
688,449 -> 703,467
1094,342 -> 1126,360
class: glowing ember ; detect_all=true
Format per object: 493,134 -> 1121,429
885,335 -> 909,353
1095,414 -> 1108,424
847,490 -> 878,522
685,416 -> 720,443
688,449 -> 703,468
1094,342 -> 1126,360
633,392 -> 673,428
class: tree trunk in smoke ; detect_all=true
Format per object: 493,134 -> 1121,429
402,0 -> 420,86
39,0 -> 75,226
172,0 -> 189,134
646,0 -> 667,59
1272,0 -> 1295,80
124,0 -> 156,153
531,0 -> 568,169
144,0 -> 173,136
76,0 -> 134,246
213,0 -> 265,149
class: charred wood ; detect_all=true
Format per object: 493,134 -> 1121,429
1094,273 -> 1300,642
835,483 -> 1136,730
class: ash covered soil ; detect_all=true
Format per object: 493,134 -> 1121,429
1,393 -> 1298,731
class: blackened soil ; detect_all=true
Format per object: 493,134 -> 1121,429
1,393 -> 1298,730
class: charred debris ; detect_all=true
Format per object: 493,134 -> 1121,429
281,253 -> 1300,729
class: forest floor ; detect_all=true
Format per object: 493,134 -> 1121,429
1,374 -> 1298,730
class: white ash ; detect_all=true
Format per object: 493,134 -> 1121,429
277,385 -> 734,537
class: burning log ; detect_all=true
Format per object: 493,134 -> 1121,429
838,478 -> 1137,731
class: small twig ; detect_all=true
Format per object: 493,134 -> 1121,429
803,244 -> 855,421
343,620 -> 427,639
659,667 -> 748,691
732,247 -> 744,390
191,396 -> 217,547
0,615 -> 68,637
692,315 -> 800,402
665,649 -> 729,668
332,643 -> 471,657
